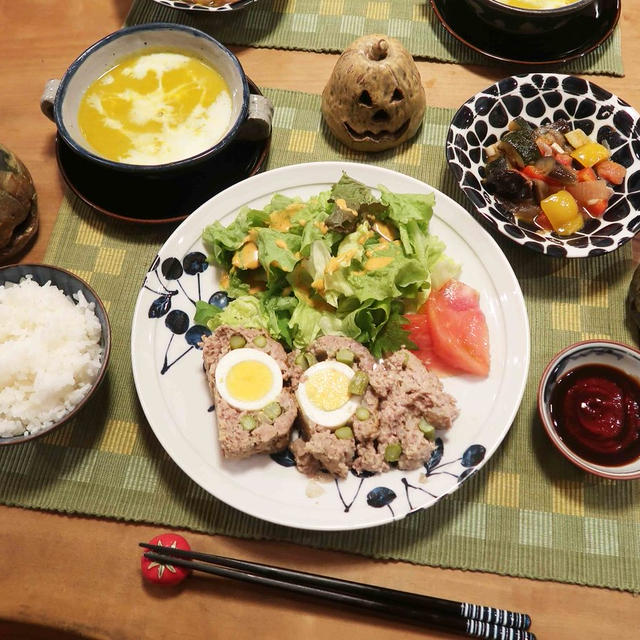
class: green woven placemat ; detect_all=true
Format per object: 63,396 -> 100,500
1,89 -> 639,593
125,0 -> 624,76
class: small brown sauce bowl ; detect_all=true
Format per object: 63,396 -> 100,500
538,340 -> 640,479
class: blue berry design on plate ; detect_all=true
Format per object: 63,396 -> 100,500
398,441 -> 486,511
209,290 -> 232,309
144,256 -> 179,319
161,309 -> 210,375
366,486 -> 397,516
271,436 -> 487,518
145,253 -> 214,374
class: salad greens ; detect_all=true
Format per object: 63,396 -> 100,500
195,173 -> 460,358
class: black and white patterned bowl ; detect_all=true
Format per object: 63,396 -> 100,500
538,340 -> 640,480
446,73 -> 640,258
0,264 -> 111,445
152,0 -> 259,11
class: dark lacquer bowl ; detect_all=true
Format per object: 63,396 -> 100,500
538,340 -> 640,479
0,264 -> 111,445
466,0 -> 596,35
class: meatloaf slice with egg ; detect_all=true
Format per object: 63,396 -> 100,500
201,326 -> 297,459
288,336 -> 380,478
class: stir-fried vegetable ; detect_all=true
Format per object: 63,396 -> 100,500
483,118 -> 627,236
540,191 -> 582,236
570,142 -> 610,168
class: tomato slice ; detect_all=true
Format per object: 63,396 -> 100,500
141,533 -> 191,586
405,313 -> 459,377
424,280 -> 490,377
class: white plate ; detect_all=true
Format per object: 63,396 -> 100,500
131,161 -> 530,531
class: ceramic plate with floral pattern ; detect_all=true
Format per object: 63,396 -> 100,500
447,73 -> 640,258
131,162 -> 530,531
151,0 -> 258,11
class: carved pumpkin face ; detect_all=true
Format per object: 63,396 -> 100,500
321,34 -> 426,152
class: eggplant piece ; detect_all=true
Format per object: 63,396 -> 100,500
485,166 -> 532,202
534,156 -> 556,175
532,157 -> 577,185
485,155 -> 509,177
548,163 -> 577,185
535,120 -> 573,152
537,119 -> 571,135
498,129 -> 541,168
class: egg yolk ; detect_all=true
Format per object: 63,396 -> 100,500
305,369 -> 351,411
226,361 -> 273,403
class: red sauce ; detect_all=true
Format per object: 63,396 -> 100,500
549,364 -> 640,466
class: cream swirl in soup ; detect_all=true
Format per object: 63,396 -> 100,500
78,50 -> 232,165
494,0 -> 579,8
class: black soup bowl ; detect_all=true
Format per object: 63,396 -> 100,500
465,0 -> 597,35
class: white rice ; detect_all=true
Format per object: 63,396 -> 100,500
0,276 -> 104,437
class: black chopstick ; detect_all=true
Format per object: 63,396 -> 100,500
140,544 -> 534,640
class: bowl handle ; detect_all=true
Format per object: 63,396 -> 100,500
40,79 -> 60,122
236,94 -> 273,141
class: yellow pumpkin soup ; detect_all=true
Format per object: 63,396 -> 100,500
78,50 -> 232,165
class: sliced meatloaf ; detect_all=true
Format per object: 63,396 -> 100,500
371,349 -> 459,431
201,326 -> 297,459
370,349 -> 460,471
289,336 -> 380,478
286,335 -> 377,392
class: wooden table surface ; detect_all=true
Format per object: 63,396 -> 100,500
1,1 -> 639,638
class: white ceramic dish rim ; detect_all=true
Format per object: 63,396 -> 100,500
130,161 -> 531,531
538,339 -> 640,480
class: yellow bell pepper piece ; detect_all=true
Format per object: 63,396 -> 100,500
570,142 -> 610,168
540,190 -> 583,236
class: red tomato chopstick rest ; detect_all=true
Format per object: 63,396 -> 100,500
141,533 -> 191,586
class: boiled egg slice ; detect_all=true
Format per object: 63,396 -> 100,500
215,348 -> 283,411
295,360 -> 360,429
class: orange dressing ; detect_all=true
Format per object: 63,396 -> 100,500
269,203 -> 305,232
232,241 -> 259,270
364,256 -> 393,271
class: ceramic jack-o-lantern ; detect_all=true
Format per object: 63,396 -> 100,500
321,34 -> 426,152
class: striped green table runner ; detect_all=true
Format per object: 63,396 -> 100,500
1,90 -> 638,593
126,0 -> 624,76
